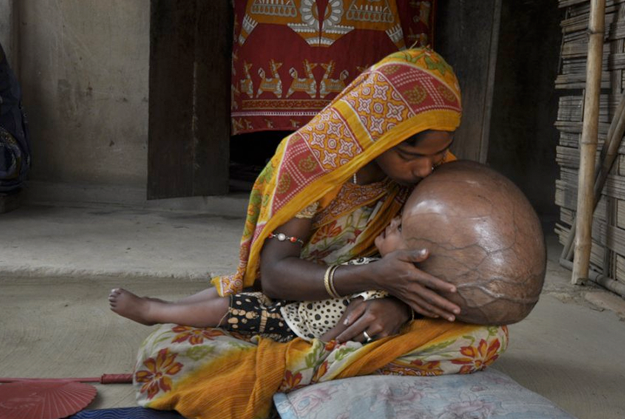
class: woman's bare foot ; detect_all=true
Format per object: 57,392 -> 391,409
109,288 -> 165,325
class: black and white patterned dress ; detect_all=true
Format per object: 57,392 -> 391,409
279,257 -> 387,340
224,257 -> 388,342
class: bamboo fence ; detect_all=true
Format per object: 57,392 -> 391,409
556,0 -> 625,297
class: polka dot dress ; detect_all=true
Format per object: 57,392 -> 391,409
223,257 -> 386,342
281,297 -> 351,340
280,257 -> 387,341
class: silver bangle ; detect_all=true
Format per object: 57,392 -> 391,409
268,232 -> 304,246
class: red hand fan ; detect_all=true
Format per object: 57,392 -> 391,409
0,375 -> 132,419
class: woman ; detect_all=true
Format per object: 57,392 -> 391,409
133,48 -> 508,419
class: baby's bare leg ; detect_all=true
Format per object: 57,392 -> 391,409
174,287 -> 220,304
109,288 -> 229,327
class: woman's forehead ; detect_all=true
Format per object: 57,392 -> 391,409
398,131 -> 454,153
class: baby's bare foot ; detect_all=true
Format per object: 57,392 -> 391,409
109,288 -> 163,325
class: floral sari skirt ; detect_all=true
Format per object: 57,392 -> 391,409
133,320 -> 508,419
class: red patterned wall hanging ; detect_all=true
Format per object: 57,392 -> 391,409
231,0 -> 437,135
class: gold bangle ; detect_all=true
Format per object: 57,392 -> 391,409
323,265 -> 341,298
323,266 -> 333,298
329,265 -> 341,298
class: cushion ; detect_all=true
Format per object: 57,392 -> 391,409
273,369 -> 576,419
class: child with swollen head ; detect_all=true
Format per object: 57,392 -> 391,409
110,212 -> 407,343
110,160 -> 546,341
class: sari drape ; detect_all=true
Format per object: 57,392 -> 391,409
134,49 -> 508,419
213,48 -> 463,296
135,322 -> 507,419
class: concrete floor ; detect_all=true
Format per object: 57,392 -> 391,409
1,204 -> 625,418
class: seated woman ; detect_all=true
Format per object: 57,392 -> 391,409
130,48 -> 509,419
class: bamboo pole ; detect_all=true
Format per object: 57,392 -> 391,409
572,0 -> 606,285
560,91 -> 625,262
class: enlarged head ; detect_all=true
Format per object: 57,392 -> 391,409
401,160 -> 546,325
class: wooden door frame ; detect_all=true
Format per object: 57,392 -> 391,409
436,0 -> 502,163
147,0 -> 232,199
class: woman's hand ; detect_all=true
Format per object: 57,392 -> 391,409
320,297 -> 411,344
370,248 -> 461,321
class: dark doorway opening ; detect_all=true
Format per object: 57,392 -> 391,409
229,130 -> 286,192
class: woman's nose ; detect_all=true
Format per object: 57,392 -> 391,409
413,158 -> 434,178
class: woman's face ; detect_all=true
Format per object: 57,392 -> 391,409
374,130 -> 454,186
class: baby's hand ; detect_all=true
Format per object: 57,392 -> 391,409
375,216 -> 406,257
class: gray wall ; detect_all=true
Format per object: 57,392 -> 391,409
488,0 -> 562,218
17,0 -> 150,188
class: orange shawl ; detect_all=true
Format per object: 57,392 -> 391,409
213,48 -> 462,296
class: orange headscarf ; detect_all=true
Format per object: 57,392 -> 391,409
214,48 -> 463,296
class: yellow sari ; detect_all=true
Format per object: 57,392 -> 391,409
133,49 -> 508,419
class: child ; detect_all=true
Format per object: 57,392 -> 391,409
109,215 -> 408,343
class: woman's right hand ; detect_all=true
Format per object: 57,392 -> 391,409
320,296 -> 411,343
370,248 -> 461,321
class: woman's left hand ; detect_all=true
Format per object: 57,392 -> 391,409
320,297 -> 411,344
